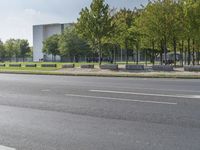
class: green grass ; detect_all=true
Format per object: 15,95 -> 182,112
0,62 -> 99,68
0,62 -> 126,70
0,62 -> 88,71
0,67 -> 58,71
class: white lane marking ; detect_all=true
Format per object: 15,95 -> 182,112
41,89 -> 50,92
192,95 -> 200,98
65,94 -> 177,105
131,87 -> 200,93
0,145 -> 16,150
90,90 -> 200,99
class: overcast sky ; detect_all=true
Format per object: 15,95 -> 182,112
0,0 -> 147,45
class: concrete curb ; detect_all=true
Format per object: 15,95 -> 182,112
0,71 -> 199,79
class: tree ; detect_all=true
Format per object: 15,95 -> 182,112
173,0 -> 200,66
3,39 -> 31,62
59,27 -> 91,62
137,1 -> 163,65
0,40 -> 6,62
137,0 -> 183,65
4,39 -> 18,61
112,8 -> 137,64
185,0 -> 200,65
76,0 -> 113,65
42,34 -> 60,61
18,39 -> 31,61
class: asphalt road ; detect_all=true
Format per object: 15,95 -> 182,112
0,74 -> 200,150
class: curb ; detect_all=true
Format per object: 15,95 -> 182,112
0,71 -> 199,79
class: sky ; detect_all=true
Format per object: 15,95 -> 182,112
0,0 -> 147,46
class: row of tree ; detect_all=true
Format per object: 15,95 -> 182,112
0,39 -> 31,61
43,0 -> 200,66
137,0 -> 200,66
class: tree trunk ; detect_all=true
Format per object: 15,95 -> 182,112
160,52 -> 163,65
180,40 -> 184,67
152,41 -> 155,66
121,48 -> 123,62
145,49 -> 147,66
164,37 -> 167,65
98,43 -> 102,66
136,49 -> 139,65
173,37 -> 177,67
160,40 -> 163,65
125,40 -> 128,65
192,39 -> 195,65
197,49 -> 200,65
187,38 -> 191,65
184,46 -> 187,65
92,48 -> 95,63
114,45 -> 117,64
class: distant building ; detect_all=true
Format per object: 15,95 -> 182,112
33,23 -> 72,62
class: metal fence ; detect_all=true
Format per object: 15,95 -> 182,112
0,58 -> 33,62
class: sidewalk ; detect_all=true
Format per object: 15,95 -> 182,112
53,67 -> 200,78
0,66 -> 199,79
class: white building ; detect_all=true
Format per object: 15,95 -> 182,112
33,23 -> 72,62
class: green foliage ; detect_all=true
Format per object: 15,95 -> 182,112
112,8 -> 139,63
18,39 -> 31,59
134,0 -> 200,65
75,0 -> 199,65
76,0 -> 113,64
59,27 -> 91,59
112,9 -> 136,48
2,39 -> 31,61
4,39 -> 19,59
0,40 -> 6,60
42,34 -> 60,57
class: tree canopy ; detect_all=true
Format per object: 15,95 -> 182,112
42,0 -> 200,65
59,27 -> 91,61
42,34 -> 60,61
76,0 -> 113,65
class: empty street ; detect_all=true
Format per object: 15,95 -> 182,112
0,74 -> 200,150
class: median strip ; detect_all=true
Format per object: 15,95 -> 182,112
65,94 -> 177,105
90,90 -> 200,99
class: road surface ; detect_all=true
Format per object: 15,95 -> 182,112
0,74 -> 200,150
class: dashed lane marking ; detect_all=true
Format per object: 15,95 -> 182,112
65,94 -> 177,105
90,90 -> 200,99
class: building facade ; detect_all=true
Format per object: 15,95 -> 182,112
33,23 -> 72,62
